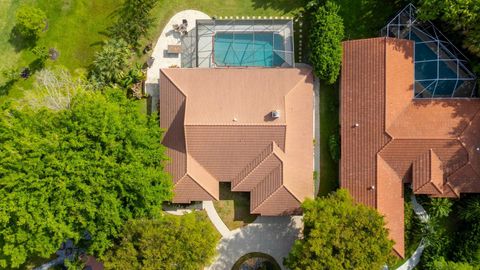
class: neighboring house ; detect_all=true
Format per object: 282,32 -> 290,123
159,67 -> 314,215
340,37 -> 480,258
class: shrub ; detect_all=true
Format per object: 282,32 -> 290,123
89,39 -> 132,86
31,45 -> 50,61
14,5 -> 47,38
328,133 -> 340,162
308,1 -> 344,84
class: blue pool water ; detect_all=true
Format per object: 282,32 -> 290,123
214,32 -> 286,67
411,32 -> 459,96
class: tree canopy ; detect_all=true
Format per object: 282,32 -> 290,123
284,189 -> 393,270
418,0 -> 480,59
0,88 -> 172,268
102,212 -> 218,270
109,0 -> 159,48
89,39 -> 132,86
308,1 -> 344,84
14,5 -> 47,38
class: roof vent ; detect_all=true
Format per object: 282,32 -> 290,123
271,110 -> 280,119
354,123 -> 359,127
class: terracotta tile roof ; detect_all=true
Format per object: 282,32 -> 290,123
160,68 -> 314,215
340,38 -> 392,208
412,150 -> 443,195
341,37 -> 480,258
377,155 -> 404,258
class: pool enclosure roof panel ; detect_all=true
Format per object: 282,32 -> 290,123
382,4 -> 477,98
195,19 -> 294,68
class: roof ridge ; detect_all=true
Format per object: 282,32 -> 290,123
250,185 -> 283,213
232,142 -> 275,189
183,123 -> 287,126
284,69 -> 312,97
174,174 -> 217,200
458,106 -> 480,138
160,69 -> 187,97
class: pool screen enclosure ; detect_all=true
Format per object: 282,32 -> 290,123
195,19 -> 294,68
382,4 -> 477,98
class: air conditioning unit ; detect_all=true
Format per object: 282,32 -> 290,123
271,110 -> 280,119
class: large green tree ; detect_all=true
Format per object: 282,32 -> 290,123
418,0 -> 480,58
284,189 -> 393,270
308,1 -> 344,84
102,212 -> 218,270
109,0 -> 159,48
0,88 -> 172,268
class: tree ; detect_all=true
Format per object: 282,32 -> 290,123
14,5 -> 47,38
102,212 -> 218,270
20,68 -> 88,111
432,257 -> 477,270
89,39 -> 132,86
0,89 -> 172,268
308,1 -> 344,84
109,0 -> 159,48
427,198 -> 453,219
284,189 -> 394,270
418,0 -> 480,58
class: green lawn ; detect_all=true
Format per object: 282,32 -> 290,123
318,81 -> 339,196
0,0 -> 119,102
0,0 -> 304,103
213,183 -> 257,230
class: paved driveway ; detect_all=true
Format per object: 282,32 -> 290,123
207,216 -> 302,270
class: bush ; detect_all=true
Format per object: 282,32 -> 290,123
308,1 -> 344,84
14,5 -> 47,38
31,45 -> 50,61
328,133 -> 340,162
89,39 -> 132,86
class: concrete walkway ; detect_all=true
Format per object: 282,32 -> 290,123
145,10 -> 210,112
393,194 -> 429,270
146,9 -> 210,83
203,201 -> 231,238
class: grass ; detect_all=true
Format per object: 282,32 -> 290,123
0,0 -> 305,103
0,0 -> 119,102
318,81 -> 339,196
213,183 -> 257,230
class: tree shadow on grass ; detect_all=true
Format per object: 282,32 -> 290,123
0,80 -> 16,96
8,26 -> 38,52
251,0 -> 305,14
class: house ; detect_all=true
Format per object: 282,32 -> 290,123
159,67 -> 314,215
340,37 -> 480,257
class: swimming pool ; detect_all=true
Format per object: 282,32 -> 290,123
213,32 -> 286,67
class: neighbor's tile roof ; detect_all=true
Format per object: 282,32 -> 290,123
341,37 -> 480,258
160,67 -> 314,216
